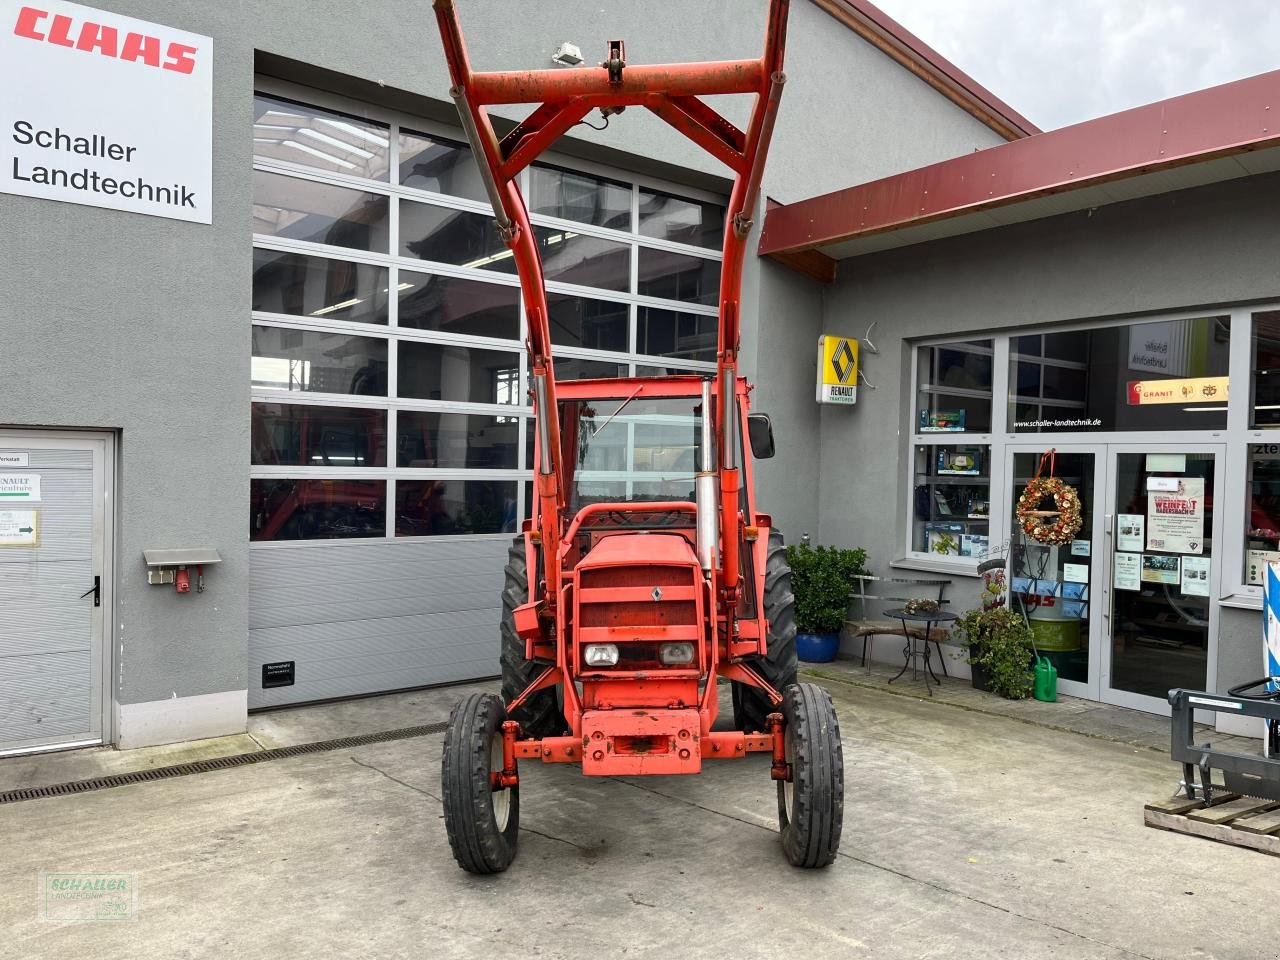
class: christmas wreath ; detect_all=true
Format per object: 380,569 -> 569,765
1016,450 -> 1082,546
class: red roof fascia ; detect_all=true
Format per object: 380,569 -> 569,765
834,0 -> 1040,139
759,68 -> 1280,258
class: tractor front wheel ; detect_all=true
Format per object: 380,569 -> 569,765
777,682 -> 844,868
442,692 -> 520,874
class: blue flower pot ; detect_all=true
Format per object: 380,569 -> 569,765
797,631 -> 840,663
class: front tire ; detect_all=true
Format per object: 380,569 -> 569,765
777,682 -> 844,868
733,529 -> 798,732
501,537 -> 562,738
442,692 -> 520,874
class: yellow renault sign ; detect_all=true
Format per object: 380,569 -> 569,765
816,335 -> 859,405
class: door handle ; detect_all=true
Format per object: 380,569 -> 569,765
79,575 -> 100,607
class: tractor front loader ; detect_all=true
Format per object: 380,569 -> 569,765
434,0 -> 844,873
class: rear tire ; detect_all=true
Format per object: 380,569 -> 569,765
732,529 -> 798,732
500,537 -> 563,738
442,692 -> 520,875
777,682 -> 844,868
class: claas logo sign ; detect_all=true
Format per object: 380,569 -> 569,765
816,335 -> 858,405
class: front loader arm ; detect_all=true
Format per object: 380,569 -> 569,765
433,0 -> 790,608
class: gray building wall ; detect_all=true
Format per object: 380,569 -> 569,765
0,0 -> 252,743
0,0 -> 1011,743
815,171 -> 1280,697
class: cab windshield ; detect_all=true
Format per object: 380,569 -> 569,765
562,395 -> 705,512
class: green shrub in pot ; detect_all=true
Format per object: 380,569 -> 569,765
952,606 -> 1034,700
785,542 -> 869,634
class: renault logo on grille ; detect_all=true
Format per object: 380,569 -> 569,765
651,586 -> 663,601
831,338 -> 856,383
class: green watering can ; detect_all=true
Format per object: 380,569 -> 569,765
1033,656 -> 1058,702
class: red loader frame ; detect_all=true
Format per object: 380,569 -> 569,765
435,0 -> 844,873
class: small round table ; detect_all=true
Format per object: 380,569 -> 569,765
882,607 -> 958,696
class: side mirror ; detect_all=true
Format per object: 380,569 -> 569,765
747,413 -> 775,459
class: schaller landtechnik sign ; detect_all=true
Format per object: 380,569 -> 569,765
0,1 -> 212,222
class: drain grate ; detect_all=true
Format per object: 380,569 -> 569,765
0,720 -> 450,805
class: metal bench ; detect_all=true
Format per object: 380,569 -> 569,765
841,575 -> 952,673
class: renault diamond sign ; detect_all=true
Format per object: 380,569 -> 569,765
0,0 -> 212,222
816,334 -> 859,405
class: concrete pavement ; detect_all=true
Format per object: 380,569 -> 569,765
3,677 -> 1275,960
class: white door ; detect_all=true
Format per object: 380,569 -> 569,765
1100,444 -> 1223,715
0,432 -> 113,756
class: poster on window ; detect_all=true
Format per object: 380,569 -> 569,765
1114,552 -> 1141,591
1116,514 -> 1144,551
1146,477 -> 1205,554
1180,556 -> 1210,597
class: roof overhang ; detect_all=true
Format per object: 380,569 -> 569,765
759,69 -> 1280,276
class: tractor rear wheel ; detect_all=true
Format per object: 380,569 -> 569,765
501,536 -> 563,738
441,692 -> 520,874
777,682 -> 844,868
732,529 -> 797,732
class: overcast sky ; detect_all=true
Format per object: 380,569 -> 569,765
873,0 -> 1280,130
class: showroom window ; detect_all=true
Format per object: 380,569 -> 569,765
1009,316 -> 1230,433
250,88 -> 724,541
910,339 -> 994,560
1243,311 -> 1280,584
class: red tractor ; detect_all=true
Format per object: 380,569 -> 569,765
435,0 -> 844,872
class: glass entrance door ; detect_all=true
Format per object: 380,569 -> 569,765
1008,446 -> 1105,700
1102,446 -> 1223,713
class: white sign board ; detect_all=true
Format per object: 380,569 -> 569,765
0,452 -> 28,466
0,1 -> 212,223
0,509 -> 38,546
1147,477 -> 1205,554
1114,552 -> 1141,591
0,472 -> 40,501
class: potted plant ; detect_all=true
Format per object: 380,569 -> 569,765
786,542 -> 868,662
952,606 -> 1034,699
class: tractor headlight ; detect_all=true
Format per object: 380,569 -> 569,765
659,641 -> 695,665
584,643 -> 620,667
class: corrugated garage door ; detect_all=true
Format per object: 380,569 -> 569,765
249,538 -> 507,708
247,82 -> 725,708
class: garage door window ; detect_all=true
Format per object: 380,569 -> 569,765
251,87 -> 725,540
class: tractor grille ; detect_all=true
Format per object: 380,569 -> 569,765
578,566 -> 697,629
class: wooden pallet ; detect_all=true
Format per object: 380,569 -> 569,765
1145,792 -> 1280,856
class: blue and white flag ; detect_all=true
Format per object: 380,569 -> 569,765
1265,563 -> 1280,756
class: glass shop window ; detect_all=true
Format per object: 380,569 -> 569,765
253,171 -> 389,253
638,188 -> 725,249
251,403 -> 387,467
530,163 -> 632,231
398,128 -> 487,202
1245,443 -> 1280,585
398,271 -> 520,341
251,478 -> 386,541
395,479 -> 519,537
1009,317 -> 1230,433
251,327 -> 387,396
910,444 -> 991,558
1250,311 -> 1280,428
253,94 -> 390,181
397,342 -> 521,406
252,250 -> 388,325
915,340 -> 993,433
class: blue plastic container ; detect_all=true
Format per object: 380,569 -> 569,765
797,631 -> 840,663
